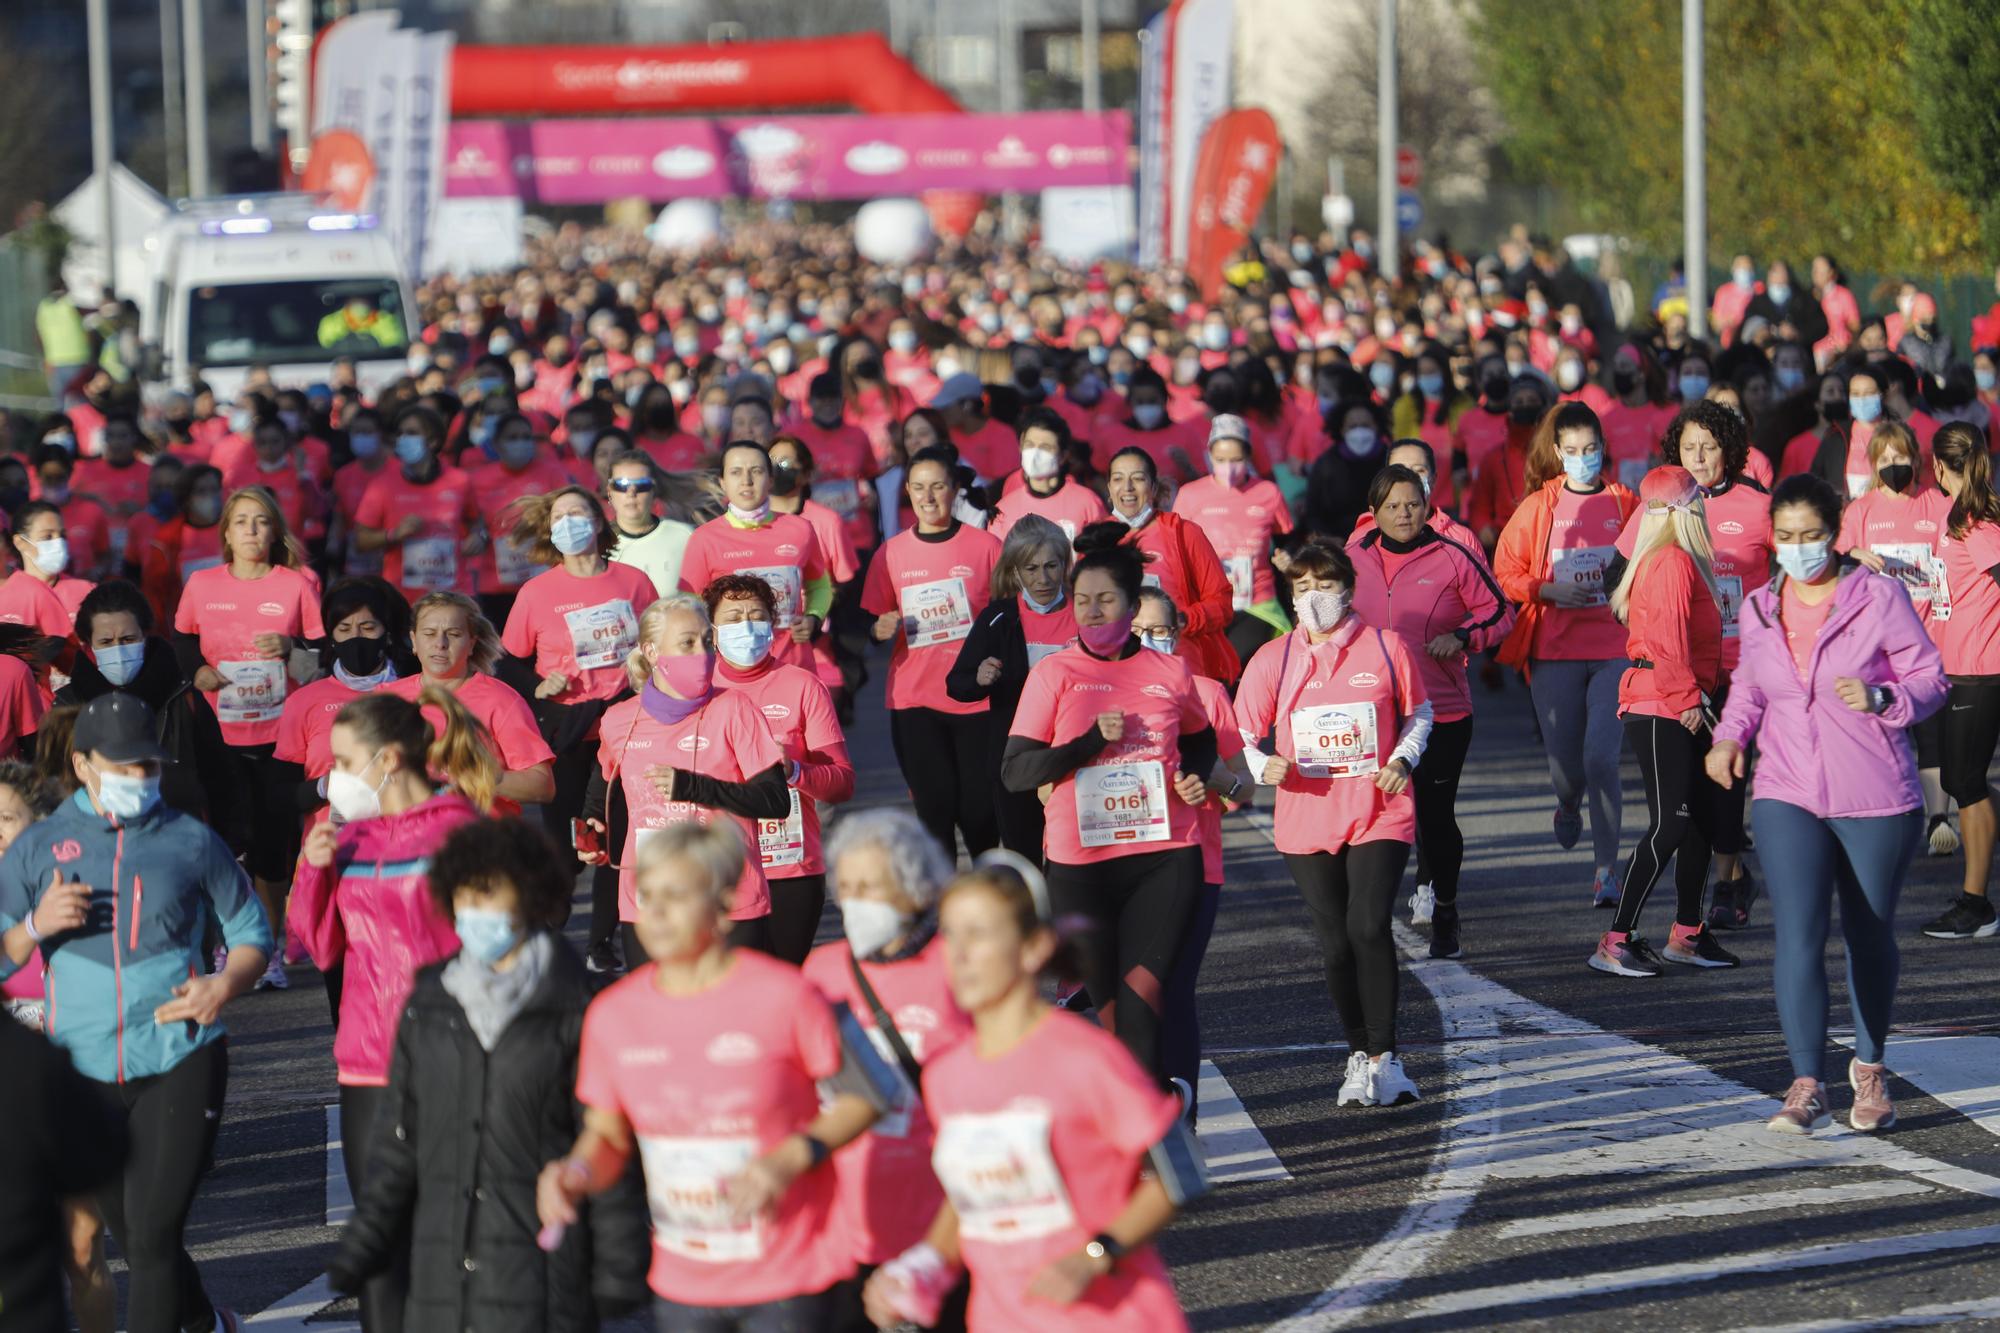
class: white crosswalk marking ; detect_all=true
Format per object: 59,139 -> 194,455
324,1104 -> 351,1227
1833,1033 -> 2000,1139
1196,1060 -> 1291,1183
1496,1177 -> 1935,1238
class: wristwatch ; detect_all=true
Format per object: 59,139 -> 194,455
1084,1233 -> 1126,1270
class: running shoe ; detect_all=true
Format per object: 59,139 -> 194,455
1928,813 -> 1961,856
1664,921 -> 1740,968
1336,1051 -> 1374,1107
255,956 -> 289,991
585,941 -> 622,975
1847,1058 -> 1896,1133
1409,882 -> 1436,927
1767,1077 -> 1830,1135
1706,872 -> 1759,931
1921,893 -> 1999,939
1367,1053 -> 1421,1106
1428,902 -> 1462,959
1591,868 -> 1620,909
1169,1076 -> 1195,1124
1589,930 -> 1663,977
1553,801 -> 1582,850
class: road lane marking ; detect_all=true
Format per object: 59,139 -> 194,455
325,1104 -> 350,1227
1497,1178 -> 1934,1238
1197,1060 -> 1291,1183
1833,1034 -> 2000,1139
1735,1296 -> 2000,1331
246,1273 -> 357,1329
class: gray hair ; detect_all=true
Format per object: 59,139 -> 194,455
823,808 -> 953,913
634,821 -> 745,913
991,513 -> 1072,600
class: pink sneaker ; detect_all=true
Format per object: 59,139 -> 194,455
1588,930 -> 1663,978
1768,1077 -> 1830,1135
1848,1058 -> 1896,1133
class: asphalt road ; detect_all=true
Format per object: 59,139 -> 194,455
88,649 -> 2000,1331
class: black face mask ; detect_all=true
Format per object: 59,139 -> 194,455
769,464 -> 801,497
1823,399 -> 1850,425
1877,463 -> 1915,493
1482,377 -> 1509,403
853,358 -> 883,381
1509,403 -> 1540,426
646,405 -> 678,432
332,633 -> 389,677
1611,367 -> 1639,394
0,486 -> 26,514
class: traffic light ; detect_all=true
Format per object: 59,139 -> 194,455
271,0 -> 314,172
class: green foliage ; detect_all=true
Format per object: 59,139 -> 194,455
1908,0 -> 2000,256
1472,0 -> 1985,271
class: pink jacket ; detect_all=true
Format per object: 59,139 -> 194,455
291,792 -> 478,1085
1714,569 -> 1946,820
1348,526 -> 1514,722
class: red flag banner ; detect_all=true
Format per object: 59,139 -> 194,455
1186,107 -> 1282,300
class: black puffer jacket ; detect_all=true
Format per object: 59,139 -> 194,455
331,938 -> 650,1331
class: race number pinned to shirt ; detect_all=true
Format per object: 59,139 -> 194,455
1930,549 -> 1954,622
494,536 -> 542,587
1550,545 -> 1613,607
741,564 -> 804,628
1715,575 -> 1745,638
1075,759 -> 1170,847
564,601 -> 638,671
815,479 -> 861,519
635,1136 -> 764,1262
1223,555 -> 1255,611
217,659 -> 287,724
1290,702 -> 1380,778
758,788 -> 806,869
932,1110 -> 1077,1242
1872,543 -> 1937,607
899,577 -> 974,647
401,536 -> 458,590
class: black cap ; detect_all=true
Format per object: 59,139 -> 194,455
72,692 -> 167,765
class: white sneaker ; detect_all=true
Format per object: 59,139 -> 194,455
1367,1053 -> 1421,1106
255,956 -> 289,991
1409,882 -> 1436,926
1336,1051 -> 1375,1106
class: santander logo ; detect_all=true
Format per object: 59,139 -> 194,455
258,602 -> 285,617
1717,520 -> 1744,535
676,736 -> 712,752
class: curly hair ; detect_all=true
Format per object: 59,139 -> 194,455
425,816 -> 575,930
1662,399 -> 1751,482
701,573 -> 777,622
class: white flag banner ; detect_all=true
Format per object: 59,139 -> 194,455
1166,0 -> 1235,264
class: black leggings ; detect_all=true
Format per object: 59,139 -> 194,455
92,1040 -> 228,1333
234,745 -> 302,882
888,707 -> 998,860
654,1287 -> 834,1332
340,1082 -> 410,1333
1227,610 -> 1278,671
766,873 -> 827,966
543,733 -> 618,950
1709,680 -> 1745,859
1611,715 -> 1721,934
1412,717 -> 1474,904
1284,841 -> 1411,1054
1160,879 -> 1222,1114
1046,846 -> 1203,1080
993,778 -> 1047,863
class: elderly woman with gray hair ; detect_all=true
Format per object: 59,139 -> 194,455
808,809 -> 973,1333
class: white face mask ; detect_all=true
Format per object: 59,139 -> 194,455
550,514 -> 596,556
1020,447 -> 1061,480
95,641 -> 144,687
327,750 -> 390,823
1296,588 -> 1349,634
1116,505 -> 1154,529
91,764 -> 160,822
28,537 -> 68,576
842,898 -> 913,961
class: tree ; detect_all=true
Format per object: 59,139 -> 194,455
1908,0 -> 2000,255
1473,0 -> 1984,272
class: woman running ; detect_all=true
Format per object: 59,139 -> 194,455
538,821 -> 883,1331
388,592 -> 555,812
467,410 -> 573,628
865,446 -> 1005,859
0,498 -> 95,648
678,441 -> 834,675
704,573 -> 855,965
990,408 -> 1109,543
1105,445 -> 1241,684
1493,403 -> 1640,906
1172,414 -> 1295,667
1707,473 -> 1945,1133
1000,522 -> 1216,1080
1236,537 -> 1432,1106
140,463 -> 225,627
583,592 -> 790,963
353,406 -> 484,601
1348,464 -> 1512,960
275,578 -> 412,821
173,485 -> 323,991
863,858 -> 1203,1333
946,515 -> 1078,860
1591,467 -> 1732,977
292,688 -> 498,1332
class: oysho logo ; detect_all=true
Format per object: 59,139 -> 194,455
706,1032 -> 762,1065
1348,671 -> 1381,687
1072,682 -> 1113,692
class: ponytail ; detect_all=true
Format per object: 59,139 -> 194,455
335,688 -> 502,814
1935,421 -> 2000,540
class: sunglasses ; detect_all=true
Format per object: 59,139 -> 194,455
609,477 -> 656,494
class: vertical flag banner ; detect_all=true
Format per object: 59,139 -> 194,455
1186,107 -> 1282,299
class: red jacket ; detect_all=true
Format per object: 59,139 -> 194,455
1618,545 -> 1723,719
1493,478 -> 1641,674
1124,510 -> 1242,684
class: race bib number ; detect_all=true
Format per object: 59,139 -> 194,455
1289,702 -> 1380,778
1223,555 -> 1255,611
815,478 -> 861,519
744,564 -> 804,628
494,536 -> 542,587
1872,543 -> 1936,606
1075,759 -> 1170,847
1025,640 -> 1067,668
758,788 -> 806,869
635,1136 -> 764,1262
932,1110 -> 1077,1242
899,578 -> 974,647
1550,544 -> 1613,607
401,536 -> 457,590
1846,473 -> 1872,501
564,600 -> 638,671
1618,457 -> 1650,493
1715,575 -> 1744,638
1930,552 -> 1953,622
216,659 -> 286,724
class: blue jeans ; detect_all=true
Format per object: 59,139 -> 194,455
1753,799 -> 1923,1081
1528,657 -> 1628,871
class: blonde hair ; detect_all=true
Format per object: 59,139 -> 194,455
1610,499 -> 1720,622
508,485 -> 617,565
335,684 -> 502,814
623,590 -> 711,693
992,514 -> 1073,600
220,486 -> 304,568
635,820 -> 744,914
410,591 -> 503,676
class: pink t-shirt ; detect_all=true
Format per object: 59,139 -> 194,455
795,500 -> 860,584
1936,518 -> 2000,676
597,689 -> 783,920
574,954 -> 850,1306
468,456 -> 572,593
861,525 -> 1000,714
1536,486 -> 1630,661
800,938 -> 969,1266
1192,674 -> 1243,884
1838,486 -> 1950,620
331,461 -> 390,577
712,660 -> 849,879
1780,581 -> 1837,678
1601,401 -> 1677,492
382,671 -> 555,775
787,420 -> 879,552
922,1009 -> 1187,1333
1234,620 -> 1427,854
353,465 -> 480,597
1612,481 -> 1774,668
1455,408 -> 1510,482
1172,476 -> 1294,608
1841,422 -> 1878,500
990,478 -> 1110,545
954,418 -> 1023,481
1020,599 -> 1078,668
0,571 -> 90,640
1009,644 -> 1209,865
274,674 -> 374,779
500,563 -> 658,706
677,515 -> 829,674
172,563 -> 324,747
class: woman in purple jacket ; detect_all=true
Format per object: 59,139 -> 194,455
1706,474 -> 1946,1138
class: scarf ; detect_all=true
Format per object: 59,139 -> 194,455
642,678 -> 710,725
441,930 -> 554,1052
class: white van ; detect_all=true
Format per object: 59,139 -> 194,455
141,194 -> 417,402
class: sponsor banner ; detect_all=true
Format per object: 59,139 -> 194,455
1166,0 -> 1236,264
443,111 -> 1130,204
1187,108 -> 1282,298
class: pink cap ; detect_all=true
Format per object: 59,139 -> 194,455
1913,293 -> 1938,319
1640,464 -> 1701,510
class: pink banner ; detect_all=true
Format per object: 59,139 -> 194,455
444,111 -> 1131,203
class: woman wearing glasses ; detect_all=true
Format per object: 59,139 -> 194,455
604,451 -> 696,602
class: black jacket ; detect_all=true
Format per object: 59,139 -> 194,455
1743,290 -> 1830,347
55,638 -> 248,851
330,938 -> 650,1331
946,596 -> 1036,744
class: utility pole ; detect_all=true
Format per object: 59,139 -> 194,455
161,0 -> 187,198
247,0 -> 273,153
1081,0 -> 1102,114
997,0 -> 1024,241
1683,0 -> 1707,339
185,0 -> 213,197
1376,0 -> 1398,280
88,0 -> 117,296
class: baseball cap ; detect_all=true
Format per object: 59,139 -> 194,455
1639,464 -> 1702,512
929,373 -> 986,411
1207,413 -> 1250,446
72,692 -> 167,765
